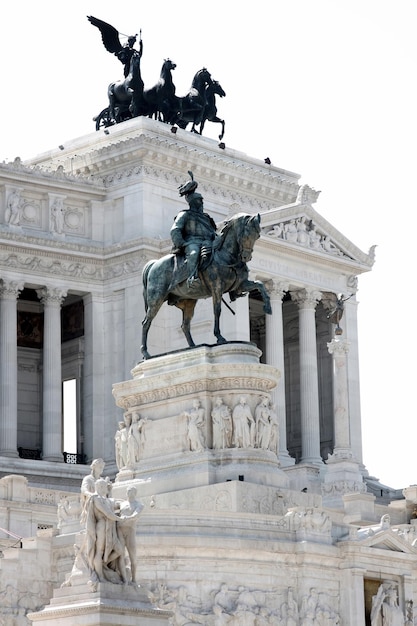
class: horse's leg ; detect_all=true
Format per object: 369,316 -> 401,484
141,307 -> 158,360
209,115 -> 225,140
212,291 -> 227,344
176,300 -> 197,347
238,279 -> 272,315
108,85 -> 116,122
141,312 -> 151,360
219,119 -> 225,141
140,289 -> 166,360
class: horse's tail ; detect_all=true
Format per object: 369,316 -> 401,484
142,260 -> 155,312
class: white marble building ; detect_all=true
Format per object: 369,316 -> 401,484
0,117 -> 416,625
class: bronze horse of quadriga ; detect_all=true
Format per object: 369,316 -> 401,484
140,213 -> 272,359
107,52 -> 144,122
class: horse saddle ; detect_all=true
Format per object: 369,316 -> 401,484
167,244 -> 214,295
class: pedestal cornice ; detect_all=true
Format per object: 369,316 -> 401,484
113,343 -> 280,409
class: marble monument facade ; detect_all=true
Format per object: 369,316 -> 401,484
0,117 -> 415,625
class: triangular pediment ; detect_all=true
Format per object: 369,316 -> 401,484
259,201 -> 375,270
348,530 -> 417,553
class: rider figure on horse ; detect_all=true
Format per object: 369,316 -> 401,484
117,34 -> 142,78
170,172 -> 218,288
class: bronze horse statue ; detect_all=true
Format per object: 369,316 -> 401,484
170,68 -> 213,132
140,213 -> 272,359
141,58 -> 177,121
107,51 -> 144,122
199,80 -> 226,140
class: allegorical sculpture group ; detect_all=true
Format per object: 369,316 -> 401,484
62,458 -> 143,589
88,16 -> 226,140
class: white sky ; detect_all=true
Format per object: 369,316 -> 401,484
1,1 -> 415,489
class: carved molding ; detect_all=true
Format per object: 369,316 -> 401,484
120,376 -> 277,409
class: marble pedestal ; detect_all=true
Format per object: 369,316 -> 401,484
112,342 -> 288,494
28,579 -> 171,625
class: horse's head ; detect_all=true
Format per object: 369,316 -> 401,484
192,68 -> 213,91
163,58 -> 177,72
212,81 -> 226,98
219,213 -> 261,263
127,51 -> 142,74
238,214 -> 261,262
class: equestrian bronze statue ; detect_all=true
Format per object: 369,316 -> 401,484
140,173 -> 272,359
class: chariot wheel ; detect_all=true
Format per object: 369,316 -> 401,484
93,108 -> 115,131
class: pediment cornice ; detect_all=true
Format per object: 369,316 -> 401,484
259,203 -> 375,269
340,529 -> 417,554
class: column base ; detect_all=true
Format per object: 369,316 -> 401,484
0,450 -> 19,458
278,450 -> 296,467
42,455 -> 64,463
300,456 -> 324,467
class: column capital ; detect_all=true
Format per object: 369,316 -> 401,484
327,338 -> 350,356
266,279 -> 289,300
0,279 -> 24,299
36,286 -> 67,306
291,288 -> 322,309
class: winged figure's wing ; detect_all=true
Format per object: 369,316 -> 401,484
87,15 -> 123,55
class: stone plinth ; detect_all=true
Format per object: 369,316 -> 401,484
322,451 -> 366,508
112,343 -> 288,492
28,580 -> 171,625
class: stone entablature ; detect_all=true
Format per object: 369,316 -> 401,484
24,116 -> 307,209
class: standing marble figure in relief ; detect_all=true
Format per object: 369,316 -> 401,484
116,412 -> 131,468
232,397 -> 255,448
371,584 -> 405,626
117,486 -> 144,584
254,396 -> 272,450
268,404 -> 279,455
115,421 -> 126,470
300,587 -> 319,625
5,188 -> 22,225
128,411 -> 147,464
51,197 -> 65,234
211,397 -> 232,449
281,587 -> 299,625
186,399 -> 206,452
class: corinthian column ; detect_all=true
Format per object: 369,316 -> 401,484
37,287 -> 67,462
327,338 -> 352,457
291,288 -> 323,466
0,280 -> 23,457
265,279 -> 294,466
323,336 -> 364,501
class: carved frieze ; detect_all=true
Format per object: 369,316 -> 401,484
146,580 -> 341,625
263,214 -> 354,260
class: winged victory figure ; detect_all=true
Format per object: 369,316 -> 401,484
87,16 -> 141,78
